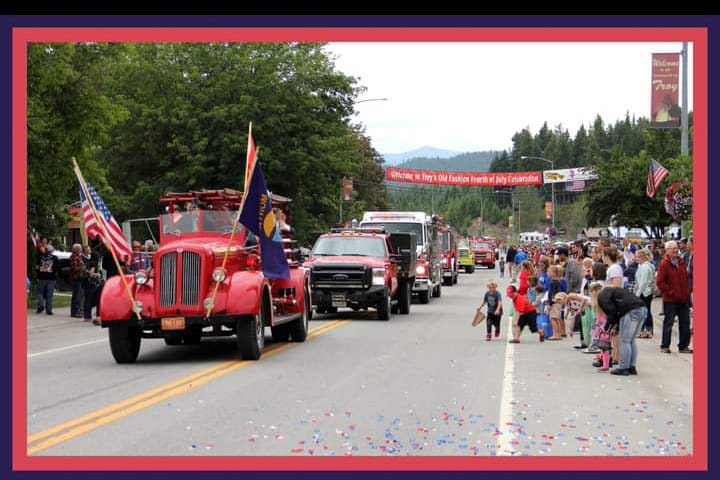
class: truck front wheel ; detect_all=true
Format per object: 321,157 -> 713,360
238,300 -> 266,360
289,286 -> 310,342
399,280 -> 411,314
376,287 -> 391,321
418,289 -> 430,304
109,325 -> 142,364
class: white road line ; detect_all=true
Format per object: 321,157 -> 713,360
28,339 -> 106,359
496,312 -> 516,455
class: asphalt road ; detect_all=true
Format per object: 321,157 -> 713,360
26,267 -> 693,456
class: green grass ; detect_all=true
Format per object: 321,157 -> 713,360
27,290 -> 72,310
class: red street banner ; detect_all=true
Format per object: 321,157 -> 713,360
386,167 -> 542,186
544,201 -> 553,220
342,177 -> 353,201
651,53 -> 681,128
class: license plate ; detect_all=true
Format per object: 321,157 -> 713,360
331,294 -> 347,308
161,317 -> 185,330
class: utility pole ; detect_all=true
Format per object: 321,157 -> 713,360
431,184 -> 435,215
681,42 -> 689,156
480,189 -> 484,236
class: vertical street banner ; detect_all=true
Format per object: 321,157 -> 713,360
342,177 -> 353,201
651,53 -> 681,128
544,201 -> 553,220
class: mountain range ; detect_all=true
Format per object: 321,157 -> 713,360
382,146 -> 460,165
383,147 -> 500,173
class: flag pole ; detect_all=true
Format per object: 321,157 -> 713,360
72,158 -> 140,320
244,122 -> 253,191
206,146 -> 260,318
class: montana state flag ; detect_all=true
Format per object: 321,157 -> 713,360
238,161 -> 290,279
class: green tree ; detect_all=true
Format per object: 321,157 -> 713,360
585,152 -> 691,238
27,43 -> 129,239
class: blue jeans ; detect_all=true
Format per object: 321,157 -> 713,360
640,294 -> 653,333
71,278 -> 84,316
619,306 -> 647,369
36,279 -> 55,313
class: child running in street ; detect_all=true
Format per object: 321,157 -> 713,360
479,280 -> 503,340
506,285 -> 542,343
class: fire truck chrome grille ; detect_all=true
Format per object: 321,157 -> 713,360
181,251 -> 201,305
160,252 -> 177,306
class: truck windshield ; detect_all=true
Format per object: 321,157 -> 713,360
472,242 -> 491,250
361,222 -> 424,246
442,232 -> 451,251
161,209 -> 237,234
312,237 -> 387,258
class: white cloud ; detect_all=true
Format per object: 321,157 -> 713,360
327,42 -> 694,154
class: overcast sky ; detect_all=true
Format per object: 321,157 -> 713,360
326,42 -> 694,155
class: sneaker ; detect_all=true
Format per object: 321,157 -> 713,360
495,329 -> 500,338
678,348 -> 693,354
36,308 -> 44,314
584,347 -> 600,354
486,335 -> 492,341
71,314 -> 82,318
509,339 -> 520,344
573,345 -> 587,350
611,368 -> 631,376
539,332 -> 545,342
661,347 -> 672,354
628,366 -> 638,375
46,311 -> 53,315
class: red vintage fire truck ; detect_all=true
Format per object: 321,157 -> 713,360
437,221 -> 459,286
99,189 -> 310,363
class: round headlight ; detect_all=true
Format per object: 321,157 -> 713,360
212,268 -> 226,283
203,298 -> 215,310
134,270 -> 148,285
416,265 -> 426,275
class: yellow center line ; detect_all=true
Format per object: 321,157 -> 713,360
27,320 -> 350,454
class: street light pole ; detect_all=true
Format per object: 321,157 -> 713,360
521,155 -> 555,230
355,97 -> 390,104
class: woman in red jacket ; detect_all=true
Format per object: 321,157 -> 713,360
507,285 -> 542,343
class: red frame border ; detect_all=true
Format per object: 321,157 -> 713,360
12,27 -> 708,471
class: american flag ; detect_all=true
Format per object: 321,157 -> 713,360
646,158 -> 669,198
80,182 -> 132,263
566,179 -> 585,191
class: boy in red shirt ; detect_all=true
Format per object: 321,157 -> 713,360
507,285 -> 542,343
